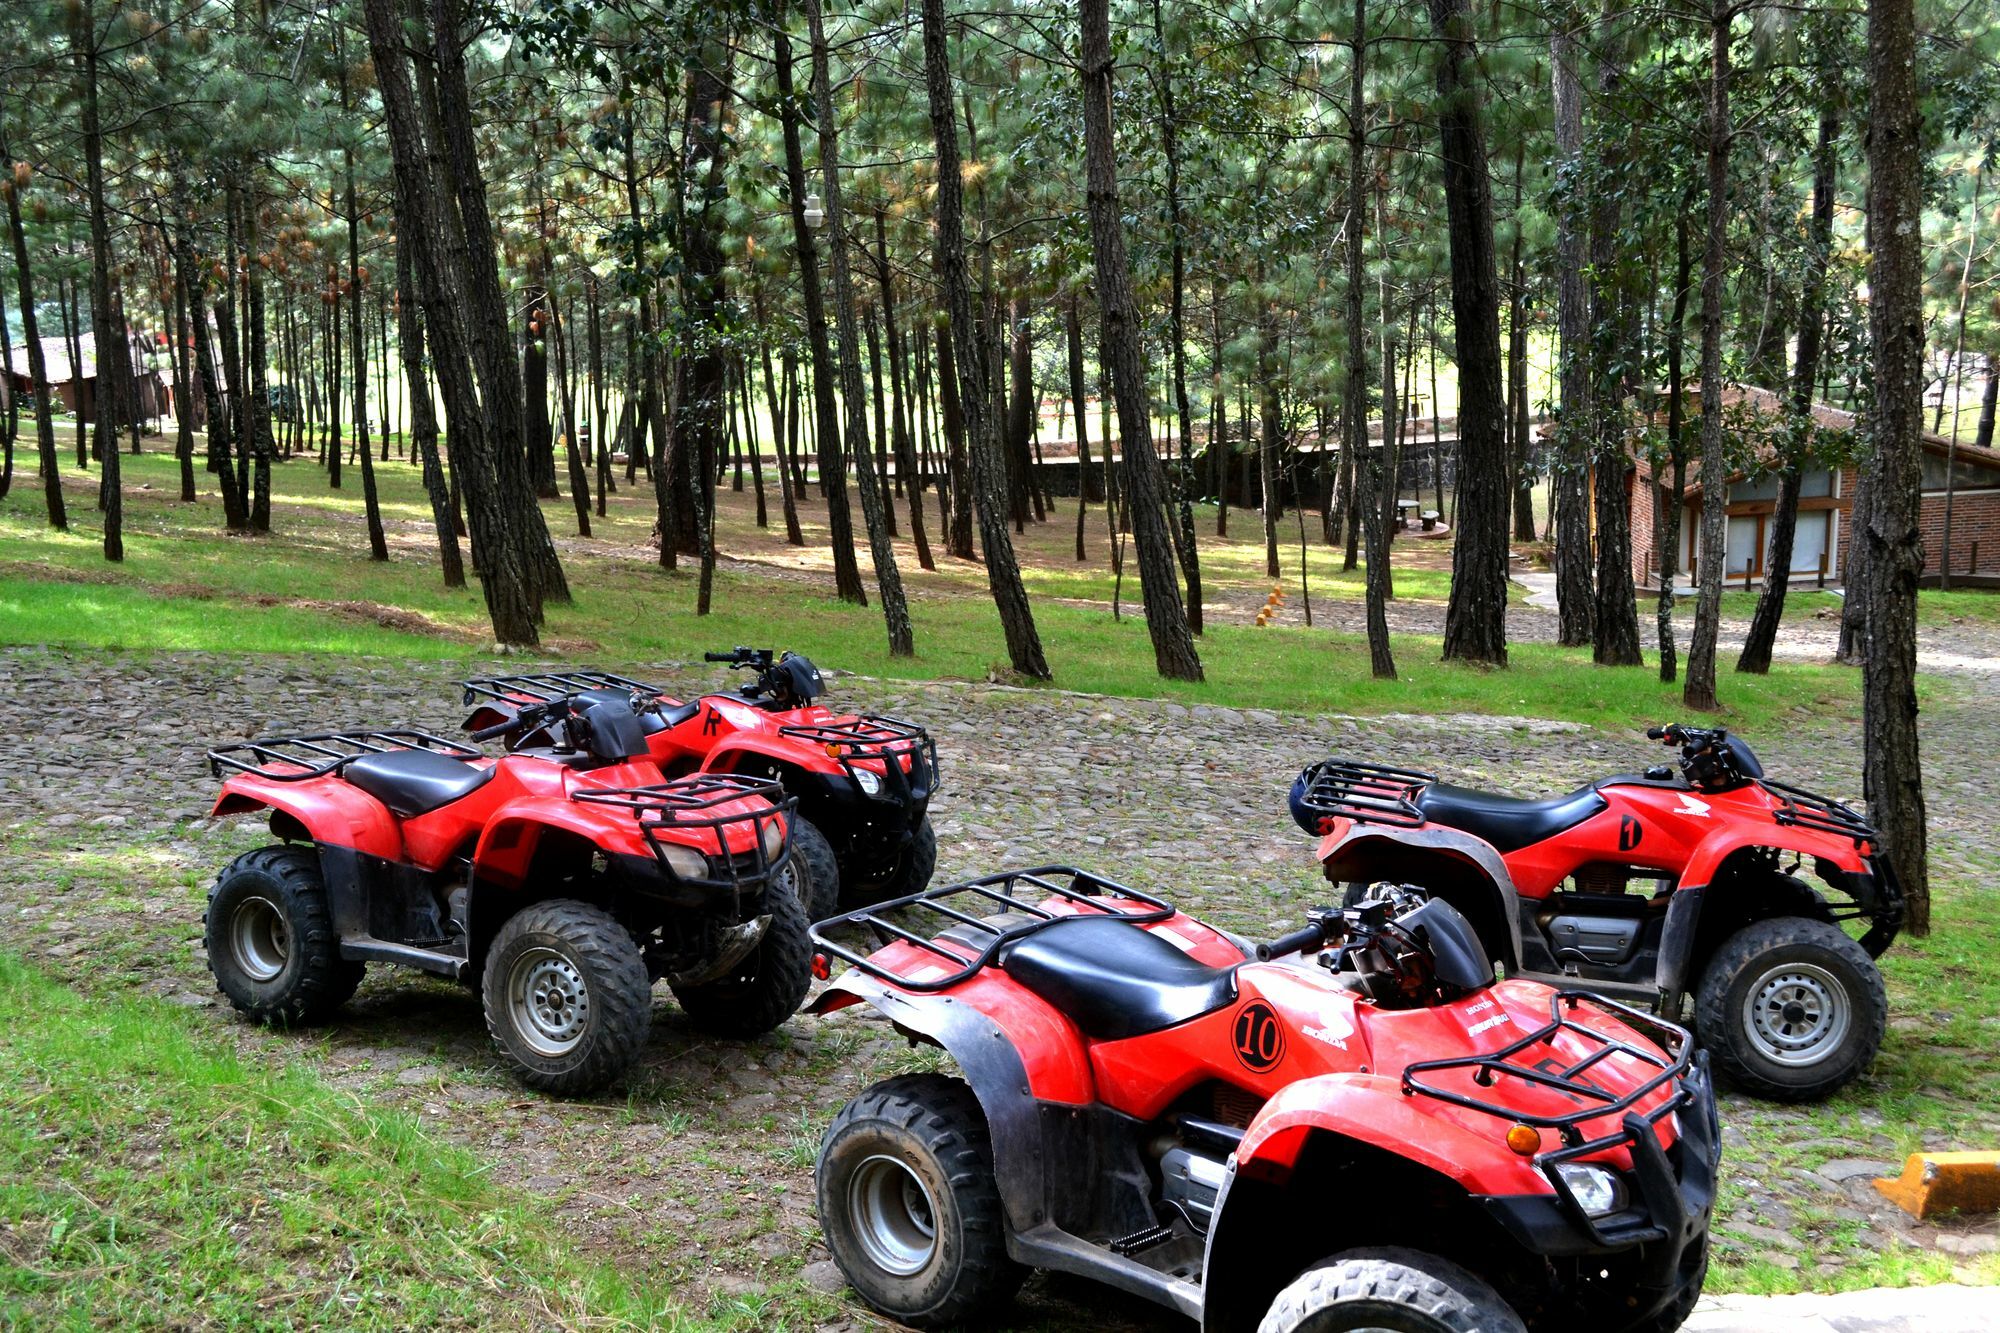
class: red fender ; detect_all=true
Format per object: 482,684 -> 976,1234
472,798 -> 651,889
212,774 -> 403,860
1234,1072 -> 1547,1197
700,731 -> 841,779
1680,821 -> 1873,888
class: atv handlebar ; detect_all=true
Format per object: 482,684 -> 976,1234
706,647 -> 775,669
1255,905 -> 1349,961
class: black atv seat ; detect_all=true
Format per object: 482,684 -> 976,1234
659,700 -> 702,728
1000,916 -> 1238,1042
343,749 -> 495,818
1415,782 -> 1607,854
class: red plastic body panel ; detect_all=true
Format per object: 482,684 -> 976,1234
1317,779 -> 1874,903
819,904 -> 1686,1199
213,753 -> 780,885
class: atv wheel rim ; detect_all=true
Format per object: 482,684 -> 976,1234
230,896 -> 290,982
509,949 -> 591,1057
848,1154 -> 938,1278
1743,962 -> 1851,1067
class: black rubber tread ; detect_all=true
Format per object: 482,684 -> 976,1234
845,815 -> 939,909
481,898 -> 653,1096
1259,1248 -> 1526,1333
815,1072 -> 1023,1328
668,870 -> 813,1038
787,814 -> 843,922
1693,915 -> 1886,1102
204,844 -> 364,1025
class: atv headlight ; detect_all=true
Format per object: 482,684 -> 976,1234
659,842 -> 711,882
1554,1163 -> 1628,1217
853,767 -> 882,796
760,818 -> 786,862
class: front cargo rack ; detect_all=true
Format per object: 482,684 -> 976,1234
569,774 -> 793,890
461,669 -> 665,706
1758,778 -> 1875,846
1401,990 -> 1693,1144
779,713 -> 940,802
208,730 -> 480,782
810,866 -> 1172,993
1292,758 -> 1438,829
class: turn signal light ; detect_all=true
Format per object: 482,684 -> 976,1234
811,953 -> 832,981
1505,1123 -> 1541,1157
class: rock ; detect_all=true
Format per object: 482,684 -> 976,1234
802,1259 -> 847,1293
1817,1158 -> 1894,1184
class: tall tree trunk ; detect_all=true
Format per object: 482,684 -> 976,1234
426,0 -> 566,607
681,38 -> 735,616
1079,0 -> 1201,681
1683,3 -> 1734,711
345,140 -> 389,562
1508,141 -> 1535,542
774,20 -> 868,604
1258,279 -> 1283,580
1858,0 -> 1930,934
806,0 -> 911,652
1432,0 -> 1509,665
1657,202 -> 1694,683
1149,0 -> 1202,632
1740,102 -> 1839,673
75,2 -> 125,560
363,0 -> 541,643
1348,0 -> 1392,676
1550,25 -> 1594,645
395,241 -> 465,585
874,212 -> 934,569
920,0 -> 1048,676
1,115 -> 67,529
1067,291 -> 1095,562
935,324 -> 975,558
1589,23 -> 1642,665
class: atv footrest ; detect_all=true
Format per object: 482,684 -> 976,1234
811,866 -> 1172,993
208,730 -> 480,782
1109,1224 -> 1175,1256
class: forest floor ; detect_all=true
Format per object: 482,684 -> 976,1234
1,643 -> 1997,1329
2,439 -> 1998,1326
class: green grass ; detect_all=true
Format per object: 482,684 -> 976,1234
0,951 -> 703,1329
1,448 -> 1899,732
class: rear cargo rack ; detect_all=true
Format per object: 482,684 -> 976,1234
810,866 -> 1172,993
778,713 -> 941,802
208,730 -> 480,782
1292,758 -> 1438,829
1758,778 -> 1875,846
460,670 -> 665,706
569,774 -> 793,890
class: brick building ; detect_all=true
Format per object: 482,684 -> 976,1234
1628,385 -> 2000,590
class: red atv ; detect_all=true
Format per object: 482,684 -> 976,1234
1290,724 -> 1900,1101
458,648 -> 938,921
203,687 -> 811,1094
807,871 -> 1716,1333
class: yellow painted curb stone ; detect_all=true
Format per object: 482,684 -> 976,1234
1872,1152 -> 2000,1221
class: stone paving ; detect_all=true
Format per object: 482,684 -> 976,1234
0,642 -> 1995,1324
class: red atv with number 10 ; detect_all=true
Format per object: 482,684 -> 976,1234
808,871 -> 1715,1332
1291,724 -> 1900,1101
